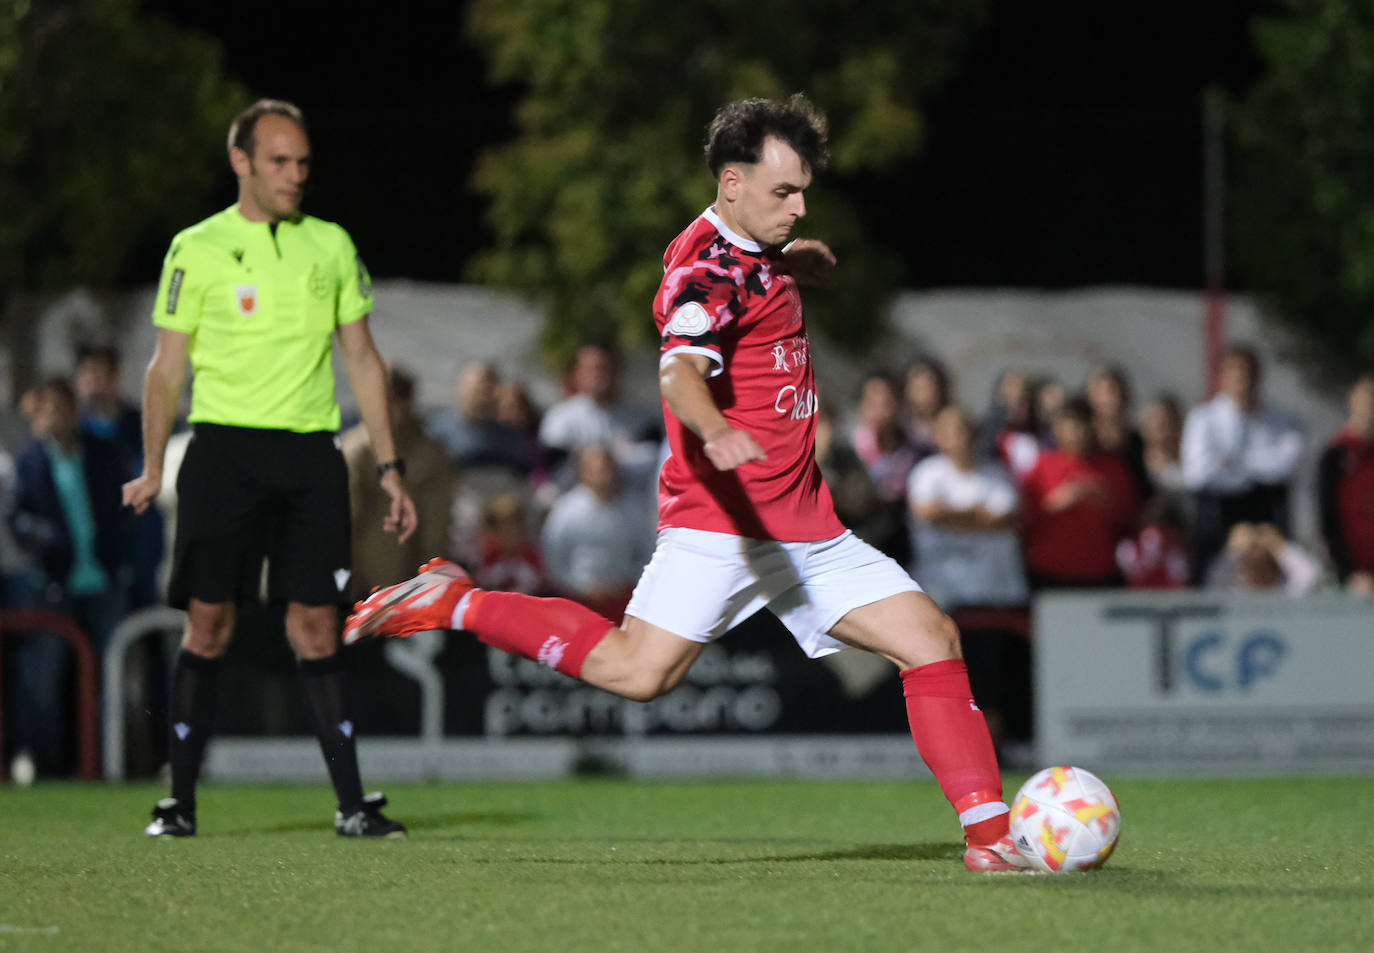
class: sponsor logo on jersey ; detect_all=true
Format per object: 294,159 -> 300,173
166,268 -> 185,314
773,384 -> 818,420
665,301 -> 711,337
333,568 -> 351,592
235,284 -> 258,316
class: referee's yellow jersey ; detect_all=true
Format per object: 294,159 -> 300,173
152,205 -> 375,433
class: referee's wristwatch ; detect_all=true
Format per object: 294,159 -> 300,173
376,458 -> 406,479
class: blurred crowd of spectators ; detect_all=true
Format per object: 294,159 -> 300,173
2,339 -> 1372,776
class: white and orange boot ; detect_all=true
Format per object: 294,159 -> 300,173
343,558 -> 475,645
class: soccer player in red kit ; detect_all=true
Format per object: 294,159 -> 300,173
345,94 -> 1028,871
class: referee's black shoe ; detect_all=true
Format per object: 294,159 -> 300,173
335,792 -> 407,839
145,797 -> 196,837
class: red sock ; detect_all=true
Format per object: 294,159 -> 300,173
463,591 -> 613,679
901,659 -> 1009,845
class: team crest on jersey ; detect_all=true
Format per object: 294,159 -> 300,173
665,301 -> 711,337
308,263 -> 331,300
770,336 -> 810,372
235,284 -> 258,316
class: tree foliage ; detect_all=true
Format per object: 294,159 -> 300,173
0,0 -> 248,301
1231,0 -> 1374,382
465,0 -> 989,362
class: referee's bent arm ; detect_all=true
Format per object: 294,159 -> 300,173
124,328 -> 189,514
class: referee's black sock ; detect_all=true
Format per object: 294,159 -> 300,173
168,649 -> 221,810
298,653 -> 365,815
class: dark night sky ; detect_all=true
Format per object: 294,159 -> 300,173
146,1 -> 1264,291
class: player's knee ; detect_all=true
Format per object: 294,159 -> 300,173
181,615 -> 233,658
926,610 -> 962,660
285,615 -> 340,660
616,667 -> 681,703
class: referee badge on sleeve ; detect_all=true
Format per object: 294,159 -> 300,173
166,268 -> 185,314
235,284 -> 258,316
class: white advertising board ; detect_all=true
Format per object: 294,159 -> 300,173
1034,591 -> 1374,775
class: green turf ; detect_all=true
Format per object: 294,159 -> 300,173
1,776 -> 1371,952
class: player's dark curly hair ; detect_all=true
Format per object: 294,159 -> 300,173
704,93 -> 830,178
227,99 -> 306,159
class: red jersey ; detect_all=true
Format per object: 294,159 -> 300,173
653,208 -> 843,541
1020,449 -> 1140,582
1320,430 -> 1374,574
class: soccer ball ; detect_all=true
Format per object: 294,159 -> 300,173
1008,765 -> 1121,873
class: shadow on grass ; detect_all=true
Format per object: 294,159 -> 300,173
465,845 -> 1374,902
238,810 -> 540,836
985,867 -> 1374,903
474,841 -> 961,865
731,842 -> 959,864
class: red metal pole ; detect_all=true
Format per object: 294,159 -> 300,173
1203,90 -> 1227,398
0,630 -> 6,782
0,610 -> 101,780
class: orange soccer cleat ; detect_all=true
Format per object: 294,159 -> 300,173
342,558 -> 475,645
964,834 -> 1034,872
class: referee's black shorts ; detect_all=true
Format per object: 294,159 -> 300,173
169,423 -> 352,609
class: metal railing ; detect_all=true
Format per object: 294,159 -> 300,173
101,607 -> 186,781
0,610 -> 100,780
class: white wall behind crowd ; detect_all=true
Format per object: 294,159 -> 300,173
32,283 -> 1343,542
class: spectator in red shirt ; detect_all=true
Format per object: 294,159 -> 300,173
1086,364 -> 1150,501
1318,373 -> 1374,595
1020,397 -> 1140,589
472,493 -> 549,597
1116,497 -> 1192,589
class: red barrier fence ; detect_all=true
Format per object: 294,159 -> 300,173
0,610 -> 100,781
950,605 -> 1033,642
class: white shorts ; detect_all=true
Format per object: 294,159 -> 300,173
624,528 -> 921,658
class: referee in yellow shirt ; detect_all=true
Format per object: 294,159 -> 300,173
124,99 -> 418,838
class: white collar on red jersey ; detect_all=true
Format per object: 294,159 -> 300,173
703,206 -> 763,253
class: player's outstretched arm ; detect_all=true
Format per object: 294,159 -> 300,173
123,328 -> 188,514
659,353 -> 765,471
337,317 -> 418,543
782,238 -> 836,286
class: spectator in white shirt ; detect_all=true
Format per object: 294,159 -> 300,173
1181,344 -> 1305,581
541,444 -> 654,621
538,344 -> 661,490
907,406 -> 1027,609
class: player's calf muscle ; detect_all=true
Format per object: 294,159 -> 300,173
581,625 -> 698,702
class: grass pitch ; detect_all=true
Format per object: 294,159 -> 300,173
1,776 -> 1371,952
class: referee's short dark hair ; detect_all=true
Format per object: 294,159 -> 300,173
227,99 -> 306,159
705,94 -> 830,178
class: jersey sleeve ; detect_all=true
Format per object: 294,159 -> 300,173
334,226 -> 374,326
654,241 -> 743,379
151,234 -> 203,333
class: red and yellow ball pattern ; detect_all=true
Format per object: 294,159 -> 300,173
1009,765 -> 1122,873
